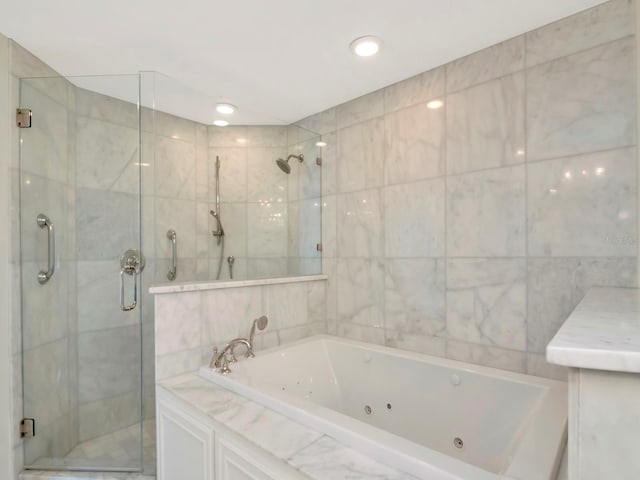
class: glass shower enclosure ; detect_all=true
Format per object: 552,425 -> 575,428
19,73 -> 150,472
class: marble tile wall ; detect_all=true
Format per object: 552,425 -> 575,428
153,278 -> 327,381
296,0 -> 637,381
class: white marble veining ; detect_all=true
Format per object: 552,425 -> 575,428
384,179 -> 445,257
445,36 -> 525,93
446,165 -> 526,257
446,72 -> 525,175
337,259 -> 384,328
527,147 -> 637,257
383,66 -> 444,114
384,102 -> 445,184
335,90 -> 384,130
527,37 -> 635,161
337,118 -> 384,193
547,287 -> 640,373
336,189 -> 383,258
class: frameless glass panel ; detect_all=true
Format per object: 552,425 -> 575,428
20,74 -> 144,472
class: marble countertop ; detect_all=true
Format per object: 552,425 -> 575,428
547,287 -> 640,373
159,373 -> 418,480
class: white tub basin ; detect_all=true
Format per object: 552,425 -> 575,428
199,335 -> 567,479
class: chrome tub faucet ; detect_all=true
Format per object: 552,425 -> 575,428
210,315 -> 268,374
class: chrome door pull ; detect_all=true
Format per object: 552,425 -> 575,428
120,249 -> 145,312
167,229 -> 177,281
37,214 -> 55,284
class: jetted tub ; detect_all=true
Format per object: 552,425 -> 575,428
199,335 -> 567,479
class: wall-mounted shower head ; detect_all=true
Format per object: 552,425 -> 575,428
275,153 -> 304,174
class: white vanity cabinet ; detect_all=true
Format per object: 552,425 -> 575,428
157,388 -> 308,480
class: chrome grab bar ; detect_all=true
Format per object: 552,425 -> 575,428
167,229 -> 177,281
119,249 -> 145,312
36,213 -> 55,284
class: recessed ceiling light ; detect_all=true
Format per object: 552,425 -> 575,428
350,36 -> 382,57
426,99 -> 444,109
315,141 -> 327,147
236,137 -> 247,144
213,120 -> 229,127
216,103 -> 236,115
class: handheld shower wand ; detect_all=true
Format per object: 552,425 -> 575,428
210,209 -> 224,245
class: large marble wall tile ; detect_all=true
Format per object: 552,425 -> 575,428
527,148 -> 636,257
293,138 -> 322,201
155,292 -> 202,355
447,258 -> 526,350
78,325 -> 141,403
385,330 -> 447,357
247,147 -> 288,203
246,126 -> 287,147
287,200 -> 300,258
335,89 -> 384,130
295,108 -> 336,136
336,323 -> 385,345
76,187 -> 139,261
155,136 -> 196,200
9,40 -> 59,78
77,260 -> 138,332
247,202 -> 288,258
75,87 -> 138,129
278,322 -> 327,345
337,118 -> 384,193
22,338 -> 69,428
213,147 -> 248,203
445,36 -> 524,93
323,257 -> 338,324
319,132 -> 337,196
526,0 -> 634,67
246,258 -> 288,278
447,166 -> 525,257
384,179 -> 444,257
445,340 -> 526,373
297,198 -> 322,259
527,37 -> 635,161
155,197 -> 196,259
155,111 -> 196,143
195,133 -> 209,203
321,195 -> 337,258
337,259 -> 384,328
446,73 -> 525,175
20,82 -> 69,183
527,257 -> 636,353
202,287 -> 263,348
384,66 -> 445,114
76,116 -> 139,193
385,259 -> 446,336
208,125 -> 248,148
385,102 -> 445,184
196,201 -> 211,259
336,189 -> 383,258
156,348 -> 202,382
307,281 -> 326,325
220,202 -> 248,259
264,283 -> 308,329
77,390 -> 140,442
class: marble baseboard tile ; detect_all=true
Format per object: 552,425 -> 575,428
446,340 -> 527,374
525,0 -> 634,67
445,35 -> 524,93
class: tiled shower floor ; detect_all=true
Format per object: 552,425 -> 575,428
25,421 -> 156,477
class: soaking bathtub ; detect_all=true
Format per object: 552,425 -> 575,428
198,335 -> 567,480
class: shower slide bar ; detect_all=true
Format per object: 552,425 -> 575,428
36,213 -> 55,284
167,229 -> 177,281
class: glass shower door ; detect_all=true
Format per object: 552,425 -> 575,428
19,74 -> 144,472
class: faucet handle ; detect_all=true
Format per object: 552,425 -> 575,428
220,353 -> 232,374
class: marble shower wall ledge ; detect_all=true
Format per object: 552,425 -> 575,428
152,276 -> 328,381
298,0 -> 637,382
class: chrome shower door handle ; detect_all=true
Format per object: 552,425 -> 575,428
167,229 -> 177,281
37,214 -> 55,284
119,249 -> 145,312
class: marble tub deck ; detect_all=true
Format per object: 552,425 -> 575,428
159,372 -> 569,480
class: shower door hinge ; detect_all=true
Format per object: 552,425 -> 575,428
16,108 -> 32,128
20,418 -> 35,438
316,157 -> 322,166
316,243 -> 323,252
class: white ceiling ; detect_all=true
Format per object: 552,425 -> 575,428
1,0 -> 606,126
